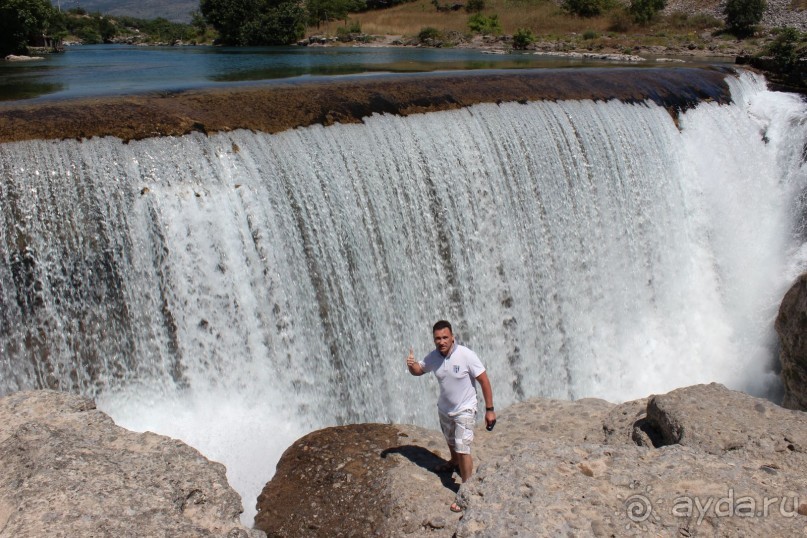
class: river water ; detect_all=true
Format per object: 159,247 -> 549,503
0,43 -> 732,102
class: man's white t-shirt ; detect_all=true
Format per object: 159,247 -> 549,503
419,344 -> 486,415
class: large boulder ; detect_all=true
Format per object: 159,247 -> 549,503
257,383 -> 807,537
459,383 -> 807,537
776,272 -> 807,411
0,390 -> 263,538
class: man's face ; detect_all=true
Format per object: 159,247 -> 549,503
433,328 -> 454,356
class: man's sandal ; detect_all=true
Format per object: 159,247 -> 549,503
449,502 -> 463,513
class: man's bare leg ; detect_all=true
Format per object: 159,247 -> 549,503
456,452 -> 472,482
448,446 -> 458,467
449,451 -> 473,513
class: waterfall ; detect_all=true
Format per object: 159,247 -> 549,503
1,71 -> 805,522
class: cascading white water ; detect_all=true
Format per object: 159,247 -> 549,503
1,71 -> 805,523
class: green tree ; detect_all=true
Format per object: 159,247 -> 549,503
191,10 -> 208,36
0,0 -> 59,55
241,2 -> 306,44
629,0 -> 664,25
762,27 -> 804,70
200,0 -> 256,44
201,0 -> 306,45
307,0 -> 365,26
724,0 -> 766,37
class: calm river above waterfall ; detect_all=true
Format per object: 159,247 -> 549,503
0,43 -> 734,103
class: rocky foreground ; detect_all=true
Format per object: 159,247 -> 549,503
0,390 -> 262,538
1,385 -> 806,537
256,383 -> 807,537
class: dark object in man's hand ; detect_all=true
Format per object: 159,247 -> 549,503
486,419 -> 496,431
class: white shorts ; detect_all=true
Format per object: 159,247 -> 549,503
438,408 -> 477,454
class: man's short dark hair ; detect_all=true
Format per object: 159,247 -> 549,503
433,320 -> 452,334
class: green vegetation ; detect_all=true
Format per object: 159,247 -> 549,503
200,0 -> 306,45
0,1 -> 205,55
468,13 -> 502,35
629,0 -> 665,25
200,0 -> 416,45
562,0 -> 612,18
724,0 -> 766,37
762,26 -> 806,70
0,0 -> 59,55
60,11 -> 199,44
308,0 -> 365,27
418,26 -> 442,41
512,27 -> 535,49
336,19 -> 363,39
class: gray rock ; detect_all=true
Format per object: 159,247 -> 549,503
0,390 -> 262,538
776,272 -> 807,411
457,384 -> 807,537
259,384 -> 807,537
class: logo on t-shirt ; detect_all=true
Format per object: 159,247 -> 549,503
453,365 -> 460,374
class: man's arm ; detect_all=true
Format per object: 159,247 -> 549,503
406,348 -> 425,376
476,371 -> 496,427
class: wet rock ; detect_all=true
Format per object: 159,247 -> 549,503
776,272 -> 807,411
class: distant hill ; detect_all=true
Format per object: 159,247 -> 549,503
51,0 -> 198,23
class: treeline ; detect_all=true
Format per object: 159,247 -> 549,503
199,0 -> 413,46
59,9 -> 204,45
0,0 -> 411,56
0,0 -> 203,56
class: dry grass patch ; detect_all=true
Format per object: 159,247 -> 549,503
791,0 -> 807,10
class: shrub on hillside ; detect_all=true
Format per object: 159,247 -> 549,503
418,26 -> 442,41
724,0 -> 766,37
365,0 -> 415,8
468,13 -> 502,34
629,0 -> 664,25
762,27 -> 805,70
336,19 -> 361,39
512,27 -> 535,49
562,0 -> 611,17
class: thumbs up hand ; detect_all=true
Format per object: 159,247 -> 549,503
406,348 -> 415,368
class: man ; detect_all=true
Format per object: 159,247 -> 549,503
406,320 -> 496,513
